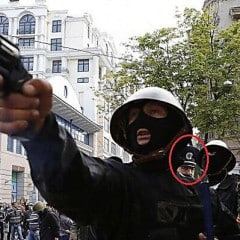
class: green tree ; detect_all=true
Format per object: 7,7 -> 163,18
187,10 -> 240,141
97,8 -> 240,142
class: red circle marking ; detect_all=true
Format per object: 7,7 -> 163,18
168,134 -> 209,186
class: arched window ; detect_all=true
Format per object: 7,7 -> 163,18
19,14 -> 35,34
64,85 -> 68,98
0,16 -> 9,35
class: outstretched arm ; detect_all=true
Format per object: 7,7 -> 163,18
0,74 -> 124,225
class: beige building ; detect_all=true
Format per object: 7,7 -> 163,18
204,0 -> 240,28
0,75 -> 101,204
0,0 -> 130,204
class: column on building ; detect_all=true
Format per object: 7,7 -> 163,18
11,17 -> 18,38
101,66 -> 107,78
37,54 -> 46,73
61,56 -> 68,73
36,15 -> 47,49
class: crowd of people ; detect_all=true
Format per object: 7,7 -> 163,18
0,201 -> 74,240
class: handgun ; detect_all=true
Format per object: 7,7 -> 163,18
0,34 -> 32,95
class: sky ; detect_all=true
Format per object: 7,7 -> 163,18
22,0 -> 205,52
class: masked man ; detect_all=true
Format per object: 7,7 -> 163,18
0,74 -> 239,239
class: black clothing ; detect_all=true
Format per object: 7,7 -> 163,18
23,113 -> 240,240
38,209 -> 60,240
0,208 -> 4,240
216,174 -> 240,217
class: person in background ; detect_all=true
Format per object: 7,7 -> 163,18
26,203 -> 40,240
33,201 -> 60,240
5,202 -> 24,240
216,174 -> 240,221
0,203 -> 5,240
59,213 -> 73,240
198,139 -> 240,239
68,221 -> 79,240
4,203 -> 12,240
236,180 -> 240,226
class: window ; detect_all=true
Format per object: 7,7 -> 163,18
111,142 -> 116,155
78,59 -> 89,72
52,20 -> 62,32
104,137 -> 109,152
230,7 -> 240,20
116,145 -> 120,156
51,38 -> 62,51
52,60 -> 62,73
12,171 -> 18,202
16,140 -> 22,154
55,114 -> 90,146
7,136 -> 14,152
0,16 -> 9,35
123,151 -> 130,162
64,86 -> 68,98
18,38 -> 34,47
21,56 -> 33,71
104,101 -> 110,113
19,14 -> 35,34
77,77 -> 89,83
104,117 -> 109,132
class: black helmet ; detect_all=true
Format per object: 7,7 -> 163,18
110,87 -> 192,162
198,140 -> 236,186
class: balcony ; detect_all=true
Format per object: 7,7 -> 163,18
18,45 -> 35,50
229,7 -> 240,20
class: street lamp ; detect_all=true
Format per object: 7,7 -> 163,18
213,79 -> 233,100
223,80 -> 233,94
223,80 -> 233,86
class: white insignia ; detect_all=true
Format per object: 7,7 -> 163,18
186,152 -> 193,160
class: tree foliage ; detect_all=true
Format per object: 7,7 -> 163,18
97,8 -> 240,141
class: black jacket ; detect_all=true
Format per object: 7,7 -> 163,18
38,208 -> 60,240
24,113 -> 240,240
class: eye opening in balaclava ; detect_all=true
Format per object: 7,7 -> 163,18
125,102 -> 184,155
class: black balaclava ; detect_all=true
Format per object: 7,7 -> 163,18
126,108 -> 181,155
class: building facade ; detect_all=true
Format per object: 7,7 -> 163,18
0,0 -> 130,203
203,0 -> 240,28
